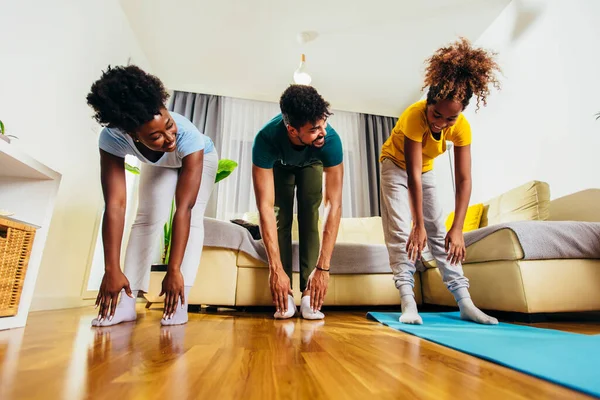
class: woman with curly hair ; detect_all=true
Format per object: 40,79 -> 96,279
86,65 -> 218,327
379,38 -> 501,325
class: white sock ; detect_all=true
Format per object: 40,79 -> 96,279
300,295 -> 324,320
453,290 -> 498,325
92,290 -> 138,327
161,286 -> 192,326
274,294 -> 296,319
398,285 -> 422,325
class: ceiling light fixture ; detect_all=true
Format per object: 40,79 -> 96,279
293,31 -> 318,85
293,53 -> 311,85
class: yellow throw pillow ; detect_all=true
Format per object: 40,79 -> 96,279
445,203 -> 484,232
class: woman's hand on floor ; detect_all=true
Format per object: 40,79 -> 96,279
161,270 -> 185,320
407,223 -> 428,262
95,270 -> 133,322
445,227 -> 466,265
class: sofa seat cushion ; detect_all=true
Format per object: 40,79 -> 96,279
237,242 -> 392,275
334,217 -> 385,244
241,213 -> 386,245
423,228 -> 524,268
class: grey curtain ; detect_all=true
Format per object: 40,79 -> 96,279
361,114 -> 397,216
168,90 -> 223,217
168,89 -> 395,218
168,91 -> 222,148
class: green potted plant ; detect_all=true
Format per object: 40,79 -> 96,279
125,158 -> 238,268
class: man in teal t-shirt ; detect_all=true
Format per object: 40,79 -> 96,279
252,85 -> 344,320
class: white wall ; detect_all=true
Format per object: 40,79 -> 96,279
435,0 -> 600,215
0,1 -> 152,310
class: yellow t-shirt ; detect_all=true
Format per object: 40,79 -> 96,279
379,100 -> 472,172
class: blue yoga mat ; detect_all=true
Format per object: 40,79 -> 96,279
367,312 -> 600,398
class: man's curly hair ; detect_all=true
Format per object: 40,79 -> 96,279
86,65 -> 170,133
424,37 -> 501,111
280,85 -> 332,130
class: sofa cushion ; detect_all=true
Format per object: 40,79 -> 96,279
237,242 -> 391,275
290,216 -> 384,244
335,216 -> 385,244
549,189 -> 600,222
423,228 -> 524,268
480,180 -> 550,227
242,212 -> 385,245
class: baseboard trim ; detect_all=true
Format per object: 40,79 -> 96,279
30,296 -> 95,312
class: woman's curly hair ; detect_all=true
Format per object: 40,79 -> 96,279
280,84 -> 332,130
86,65 -> 169,133
423,37 -> 501,111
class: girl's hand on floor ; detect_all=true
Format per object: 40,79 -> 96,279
95,270 -> 133,322
407,223 -> 427,262
161,270 -> 185,320
445,227 -> 466,265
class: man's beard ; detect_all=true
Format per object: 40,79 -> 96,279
299,135 -> 325,148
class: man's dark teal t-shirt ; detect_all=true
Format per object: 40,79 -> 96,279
252,114 -> 343,168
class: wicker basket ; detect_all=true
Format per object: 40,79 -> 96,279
0,217 -> 36,317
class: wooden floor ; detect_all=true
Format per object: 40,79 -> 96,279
0,305 -> 598,400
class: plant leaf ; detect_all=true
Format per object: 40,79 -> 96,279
215,159 -> 238,183
163,199 -> 175,264
0,120 -> 4,135
125,162 -> 140,175
162,222 -> 168,262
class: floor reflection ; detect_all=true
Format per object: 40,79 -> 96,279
273,318 -> 325,346
0,328 -> 24,400
86,319 -> 136,397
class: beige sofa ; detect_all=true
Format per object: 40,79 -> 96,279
422,183 -> 600,314
145,216 -> 420,308
145,181 -> 600,314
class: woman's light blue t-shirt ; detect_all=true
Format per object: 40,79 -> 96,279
98,112 -> 215,168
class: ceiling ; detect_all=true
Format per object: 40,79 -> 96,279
120,0 -> 510,117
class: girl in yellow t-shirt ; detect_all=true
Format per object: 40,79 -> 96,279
380,38 -> 501,325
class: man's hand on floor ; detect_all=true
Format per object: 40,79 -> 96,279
307,268 -> 329,312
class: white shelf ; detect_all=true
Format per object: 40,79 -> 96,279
0,141 -> 61,330
0,139 -> 60,180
